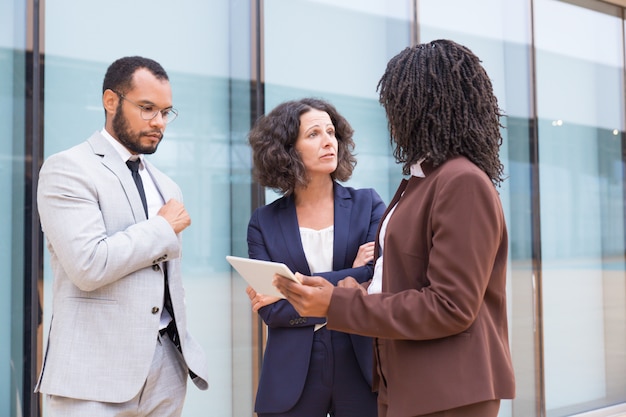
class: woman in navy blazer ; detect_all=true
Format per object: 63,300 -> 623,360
246,98 -> 385,417
273,41 -> 516,417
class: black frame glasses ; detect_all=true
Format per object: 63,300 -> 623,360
114,91 -> 178,124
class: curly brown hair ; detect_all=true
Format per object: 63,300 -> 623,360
248,98 -> 357,195
377,39 -> 505,186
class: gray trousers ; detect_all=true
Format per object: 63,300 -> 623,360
46,332 -> 188,417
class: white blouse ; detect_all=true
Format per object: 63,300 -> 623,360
299,225 -> 333,330
299,225 -> 334,274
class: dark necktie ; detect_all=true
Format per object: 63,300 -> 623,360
126,159 -> 175,321
126,158 -> 148,218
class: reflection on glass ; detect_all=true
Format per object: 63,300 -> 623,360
1,1 -> 27,415
535,0 -> 626,415
263,0 -> 412,204
418,1 -> 536,416
42,1 -> 252,416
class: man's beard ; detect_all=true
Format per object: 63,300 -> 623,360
112,107 -> 163,155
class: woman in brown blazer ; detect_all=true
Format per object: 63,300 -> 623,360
274,39 -> 515,417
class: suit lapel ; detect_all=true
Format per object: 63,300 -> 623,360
374,178 -> 408,259
278,195 -> 312,275
332,183 -> 351,271
87,132 -> 147,221
277,183 -> 351,274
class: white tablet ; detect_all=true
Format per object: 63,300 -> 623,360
226,255 -> 301,299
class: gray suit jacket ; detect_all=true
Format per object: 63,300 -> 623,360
35,131 -> 208,402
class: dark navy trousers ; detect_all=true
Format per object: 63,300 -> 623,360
258,326 -> 377,417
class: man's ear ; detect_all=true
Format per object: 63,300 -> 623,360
102,89 -> 119,115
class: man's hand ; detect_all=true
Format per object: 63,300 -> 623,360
274,273 -> 333,317
245,286 -> 281,312
157,199 -> 191,233
352,241 -> 375,268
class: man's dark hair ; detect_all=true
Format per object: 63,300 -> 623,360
102,56 -> 169,95
377,39 -> 505,186
248,97 -> 357,195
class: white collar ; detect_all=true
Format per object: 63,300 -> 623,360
101,128 -> 142,164
409,158 -> 426,178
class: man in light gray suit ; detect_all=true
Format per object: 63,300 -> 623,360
35,56 -> 209,416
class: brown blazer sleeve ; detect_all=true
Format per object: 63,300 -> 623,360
324,157 -> 515,416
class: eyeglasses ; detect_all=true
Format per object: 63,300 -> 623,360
115,91 -> 178,124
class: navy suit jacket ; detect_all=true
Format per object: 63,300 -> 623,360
248,182 -> 385,413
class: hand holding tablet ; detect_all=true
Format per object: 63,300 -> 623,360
226,255 -> 301,299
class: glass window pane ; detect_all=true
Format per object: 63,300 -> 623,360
17,1 -> 626,417
418,1 -> 536,416
264,0 -> 413,204
42,1 -> 252,416
535,0 -> 626,415
1,0 -> 27,415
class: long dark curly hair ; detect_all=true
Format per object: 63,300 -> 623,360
377,39 -> 505,186
248,98 -> 356,195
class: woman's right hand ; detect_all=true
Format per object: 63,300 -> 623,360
246,285 -> 281,312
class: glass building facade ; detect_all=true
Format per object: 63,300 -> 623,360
1,0 -> 625,416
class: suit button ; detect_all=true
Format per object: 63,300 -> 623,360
152,264 -> 160,272
152,307 -> 160,314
